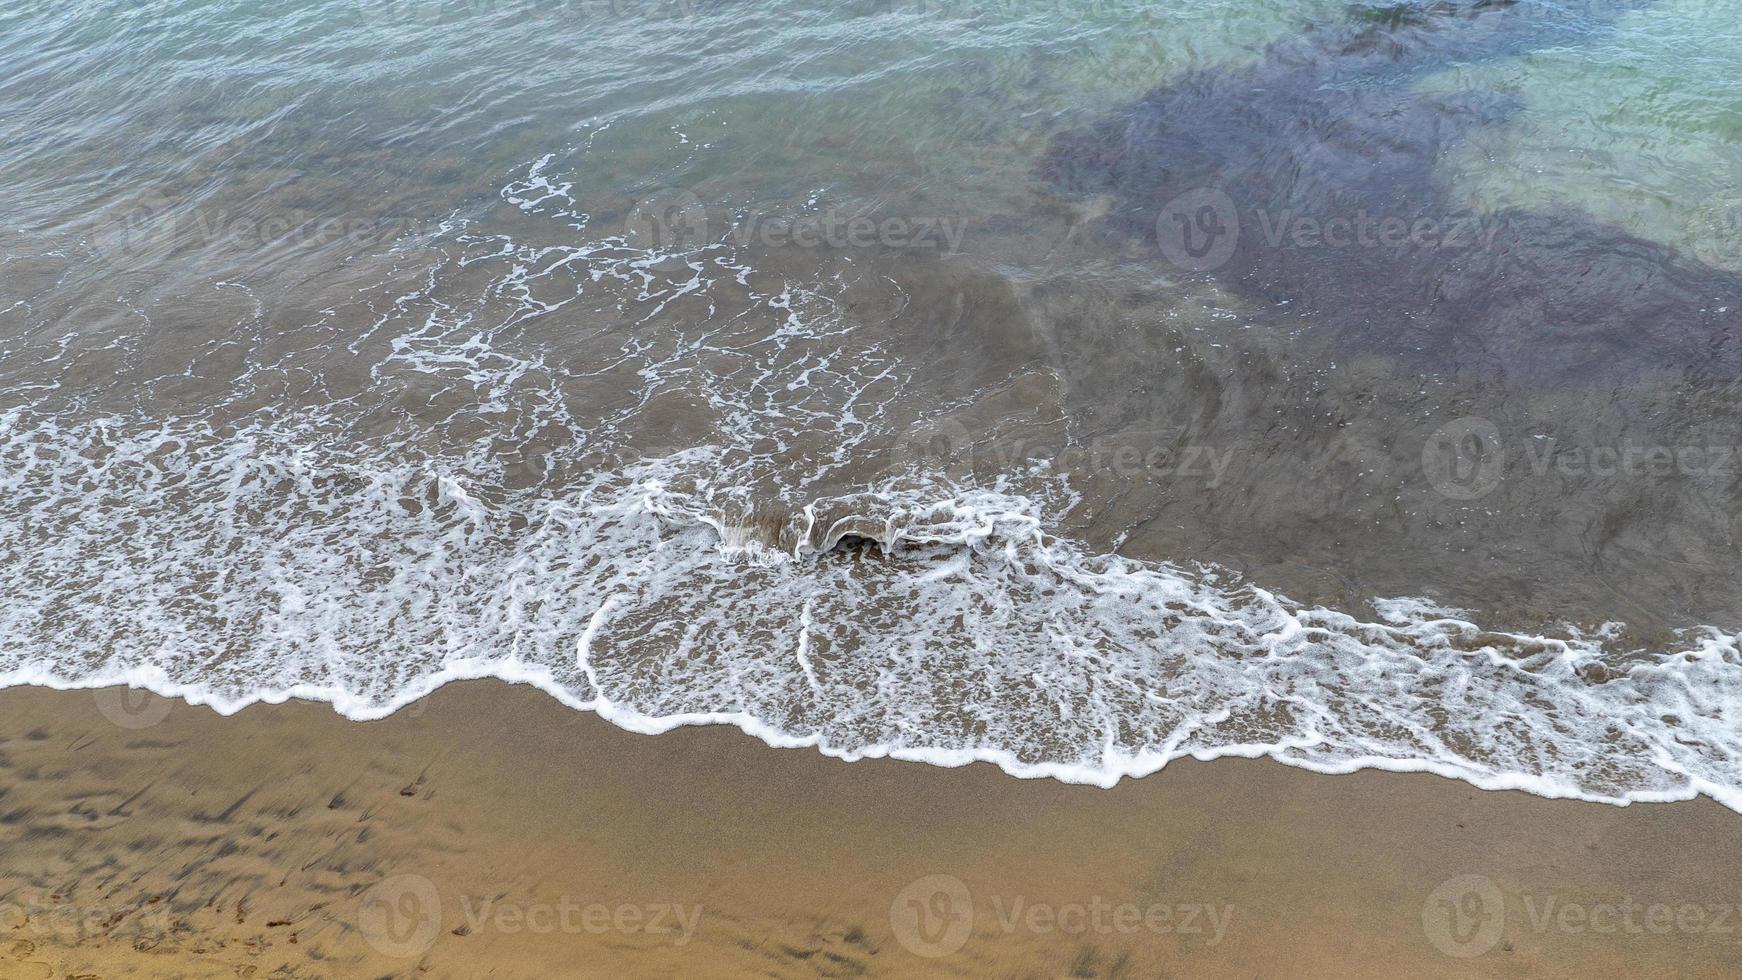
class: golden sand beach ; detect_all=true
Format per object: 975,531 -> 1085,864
1,681 -> 1737,978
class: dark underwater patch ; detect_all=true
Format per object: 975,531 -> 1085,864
1039,0 -> 1742,385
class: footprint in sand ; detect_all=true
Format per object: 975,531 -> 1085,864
0,958 -> 54,979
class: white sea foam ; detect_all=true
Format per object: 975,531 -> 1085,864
1,407 -> 1740,811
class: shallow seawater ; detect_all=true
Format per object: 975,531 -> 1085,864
1,0 -> 1740,805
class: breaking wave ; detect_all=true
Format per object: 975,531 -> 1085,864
2,407 -> 1740,810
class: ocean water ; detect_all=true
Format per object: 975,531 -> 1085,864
2,0 -> 1740,806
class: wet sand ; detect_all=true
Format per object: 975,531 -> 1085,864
0,681 -> 1737,978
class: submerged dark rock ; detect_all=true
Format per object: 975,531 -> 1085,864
1039,0 -> 1742,385
826,533 -> 885,556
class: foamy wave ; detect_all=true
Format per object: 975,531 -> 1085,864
2,409 -> 1739,811
5,147 -> 1739,814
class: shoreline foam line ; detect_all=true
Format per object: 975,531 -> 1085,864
3,660 -> 1740,813
2,414 -> 1739,817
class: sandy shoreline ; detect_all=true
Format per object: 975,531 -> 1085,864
0,680 -> 1738,978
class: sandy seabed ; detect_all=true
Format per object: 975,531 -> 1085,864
0,680 -> 1737,979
